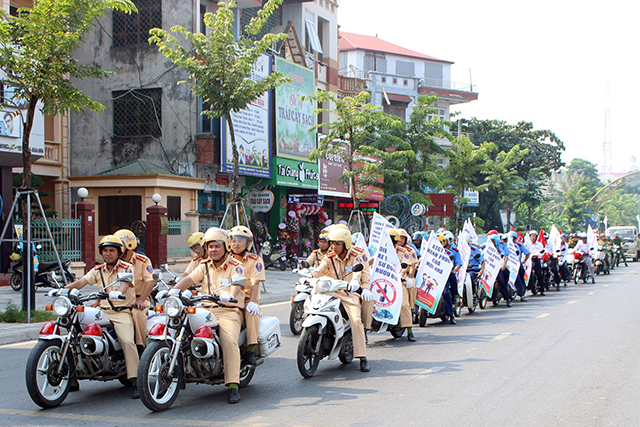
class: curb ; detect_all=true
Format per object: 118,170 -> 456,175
0,322 -> 47,346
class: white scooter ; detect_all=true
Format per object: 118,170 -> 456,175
296,264 -> 364,378
289,263 -> 315,335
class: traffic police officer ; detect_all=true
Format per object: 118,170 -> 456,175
63,235 -> 140,398
228,225 -> 265,367
313,227 -> 373,372
389,229 -> 417,341
176,227 -> 246,404
179,232 -> 206,278
114,229 -> 154,350
306,228 -> 330,267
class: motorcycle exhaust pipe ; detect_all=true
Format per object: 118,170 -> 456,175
80,335 -> 105,356
191,337 -> 216,359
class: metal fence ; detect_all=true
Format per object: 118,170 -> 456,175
199,220 -> 221,232
15,218 -> 82,262
167,220 -> 192,258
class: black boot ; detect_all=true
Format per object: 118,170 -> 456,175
449,315 -> 457,324
360,359 -> 370,372
227,388 -> 241,404
407,331 -> 416,342
244,350 -> 257,367
131,385 -> 140,399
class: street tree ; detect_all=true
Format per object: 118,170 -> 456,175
149,0 -> 290,203
0,0 -> 137,190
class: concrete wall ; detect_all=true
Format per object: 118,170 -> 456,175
70,0 -> 198,177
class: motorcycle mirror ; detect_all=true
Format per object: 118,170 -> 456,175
231,276 -> 247,288
352,263 -> 364,272
300,260 -> 310,269
117,273 -> 133,283
401,262 -> 408,269
161,263 -> 169,272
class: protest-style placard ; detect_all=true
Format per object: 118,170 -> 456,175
415,232 -> 453,315
506,237 -> 520,290
368,212 -> 396,257
463,219 -> 478,245
370,233 -> 403,325
479,239 -> 501,297
455,236 -> 470,296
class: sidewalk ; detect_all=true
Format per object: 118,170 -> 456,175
0,268 -> 299,346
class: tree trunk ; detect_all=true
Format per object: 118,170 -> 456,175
21,96 -> 38,189
227,114 -> 239,204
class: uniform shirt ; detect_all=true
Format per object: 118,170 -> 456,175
404,245 -> 419,266
184,254 -> 204,276
187,254 -> 246,309
129,252 -> 153,296
558,242 -> 569,263
306,249 -> 328,268
235,252 -> 265,301
468,245 -> 484,270
313,246 -> 371,289
514,241 -> 530,259
445,246 -> 462,267
395,246 -> 412,279
82,259 -> 135,309
574,240 -> 590,254
495,241 -> 510,258
526,240 -> 544,258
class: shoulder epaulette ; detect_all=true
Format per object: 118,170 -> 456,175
246,253 -> 259,260
135,253 -> 149,262
327,251 -> 337,258
396,246 -> 407,253
229,257 -> 242,266
352,246 -> 364,253
453,248 -> 459,253
192,255 -> 200,261
94,263 -> 105,269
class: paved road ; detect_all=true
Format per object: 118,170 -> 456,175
1,264 -> 639,426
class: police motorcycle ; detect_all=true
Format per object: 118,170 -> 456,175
10,243 -> 76,292
290,262 -> 314,335
138,277 -> 281,411
25,273 -> 142,408
296,264 -> 364,378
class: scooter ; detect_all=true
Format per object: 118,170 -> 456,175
11,244 -> 76,292
594,247 -> 610,275
290,262 -> 314,335
453,273 -> 478,316
296,264 -> 364,378
260,241 -> 287,271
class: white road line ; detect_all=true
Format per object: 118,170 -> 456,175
602,284 -> 609,288
493,332 -> 512,340
0,339 -> 38,349
614,278 -> 620,282
262,301 -> 291,308
587,292 -> 595,295
567,300 -> 578,305
537,313 -> 551,318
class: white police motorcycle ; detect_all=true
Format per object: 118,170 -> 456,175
296,264 -> 364,378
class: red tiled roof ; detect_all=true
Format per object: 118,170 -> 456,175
339,32 -> 453,64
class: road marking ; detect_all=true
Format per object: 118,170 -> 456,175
587,292 -> 595,295
262,301 -> 291,308
567,300 -> 578,305
493,332 -> 512,340
537,313 -> 551,318
0,408 -> 240,426
602,285 -> 609,288
614,278 -> 620,282
0,339 -> 38,349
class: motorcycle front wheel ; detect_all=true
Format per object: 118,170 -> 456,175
10,272 -> 22,291
138,341 -> 181,412
289,301 -> 305,335
297,326 -> 321,378
278,261 -> 286,271
389,326 -> 405,338
25,340 -> 73,408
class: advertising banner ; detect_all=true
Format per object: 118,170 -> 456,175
479,239 -> 501,298
368,212 -> 396,257
415,232 -> 453,315
506,237 -> 520,290
269,157 -> 318,189
455,236 -> 470,296
370,233 -> 403,325
318,141 -> 351,198
275,57 -> 316,160
221,53 -> 272,178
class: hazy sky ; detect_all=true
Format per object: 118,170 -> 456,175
338,0 -> 640,173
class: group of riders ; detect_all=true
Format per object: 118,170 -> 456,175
48,221 -> 626,405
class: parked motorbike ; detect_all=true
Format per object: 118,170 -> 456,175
25,274 -> 139,408
260,241 -> 287,271
286,250 -> 299,270
11,243 -> 76,292
290,262 -> 314,335
594,247 -> 610,276
296,264 -> 364,378
138,278 -> 281,411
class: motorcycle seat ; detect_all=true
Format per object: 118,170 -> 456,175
38,261 -> 66,271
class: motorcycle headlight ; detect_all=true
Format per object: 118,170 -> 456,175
53,297 -> 72,316
315,279 -> 331,293
163,297 -> 183,318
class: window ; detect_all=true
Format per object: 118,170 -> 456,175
113,89 -> 162,137
305,20 -> 323,55
167,196 -> 181,220
383,101 -> 407,121
98,196 -> 142,235
424,61 -> 444,87
113,0 -> 162,47
428,107 -> 447,121
403,79 -> 408,86
363,51 -> 386,73
396,60 -> 415,77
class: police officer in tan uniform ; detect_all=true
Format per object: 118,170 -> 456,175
179,232 -> 206,278
175,228 -> 246,404
313,227 -> 373,372
389,229 -> 417,342
64,235 -> 140,398
114,229 -> 154,350
397,229 -> 419,325
228,225 -> 265,367
306,228 -> 330,267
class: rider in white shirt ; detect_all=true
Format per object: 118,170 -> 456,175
574,234 -> 595,283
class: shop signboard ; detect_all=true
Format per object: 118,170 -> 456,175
275,57 -> 316,160
463,189 -> 479,207
221,53 -> 272,178
197,166 -> 231,193
269,157 -> 318,189
288,194 -> 324,205
318,141 -> 351,198
248,190 -> 274,213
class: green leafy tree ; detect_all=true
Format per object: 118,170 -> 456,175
515,168 -> 549,230
374,95 -> 446,205
306,90 -> 396,207
149,0 -> 290,202
0,0 -> 137,190
483,145 -> 529,231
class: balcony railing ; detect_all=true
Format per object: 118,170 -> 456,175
420,78 -> 477,93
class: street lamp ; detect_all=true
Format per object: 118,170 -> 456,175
77,187 -> 88,200
152,193 -> 161,205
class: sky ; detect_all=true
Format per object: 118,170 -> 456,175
338,0 -> 640,173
